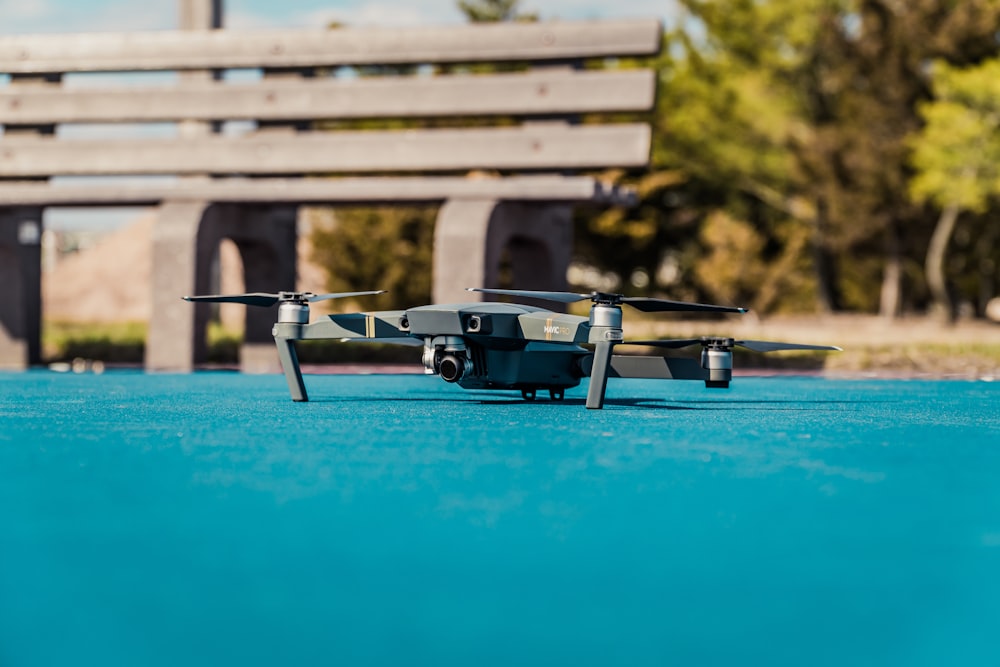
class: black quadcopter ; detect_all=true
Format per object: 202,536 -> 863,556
184,288 -> 840,409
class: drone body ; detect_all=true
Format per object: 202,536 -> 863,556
185,288 -> 840,409
281,301 -> 589,399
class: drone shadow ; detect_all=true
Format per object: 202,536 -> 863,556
468,397 -> 866,411
308,394 -> 865,412
472,397 -> 701,410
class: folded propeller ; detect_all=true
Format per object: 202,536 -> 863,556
621,337 -> 842,352
467,288 -> 747,314
182,290 -> 386,307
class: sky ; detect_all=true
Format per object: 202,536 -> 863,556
0,0 -> 679,33
0,0 -> 679,230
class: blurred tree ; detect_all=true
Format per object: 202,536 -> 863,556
578,1 -> 825,312
458,0 -> 537,22
589,0 -> 1000,317
909,58 -> 1000,321
309,206 -> 437,310
789,0 -> 1000,317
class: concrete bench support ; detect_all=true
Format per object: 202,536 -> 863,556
0,208 -> 43,369
147,200 -> 297,372
432,199 -> 572,307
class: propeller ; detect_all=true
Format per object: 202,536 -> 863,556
622,337 -> 842,352
183,290 -> 386,307
467,288 -> 747,314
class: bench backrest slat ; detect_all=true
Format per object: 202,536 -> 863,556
0,19 -> 661,74
0,70 -> 655,124
0,124 -> 651,177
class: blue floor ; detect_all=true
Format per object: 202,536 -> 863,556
1,371 -> 998,666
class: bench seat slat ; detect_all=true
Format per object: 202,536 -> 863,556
0,175 -> 634,206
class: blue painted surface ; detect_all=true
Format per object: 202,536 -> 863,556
1,371 -> 998,666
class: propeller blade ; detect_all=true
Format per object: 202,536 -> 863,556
182,292 -> 280,307
619,338 -> 704,349
468,288 -> 746,314
621,338 -> 842,353
338,336 -> 424,346
307,290 -> 387,303
622,297 -> 748,314
467,288 -> 591,304
736,340 -> 843,353
183,290 -> 387,307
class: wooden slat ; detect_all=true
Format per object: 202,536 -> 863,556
0,19 -> 662,74
0,176 -> 635,206
0,70 -> 655,124
0,124 -> 651,176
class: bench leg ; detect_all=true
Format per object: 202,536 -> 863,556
148,201 -> 298,373
147,200 -> 212,372
236,205 -> 297,374
432,199 -> 572,304
0,208 -> 43,370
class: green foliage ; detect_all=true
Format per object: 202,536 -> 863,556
910,59 -> 1000,212
42,321 -> 251,364
575,5 -> 818,311
577,0 -> 1000,317
908,56 -> 1000,317
44,321 -> 147,363
309,206 -> 437,310
457,0 -> 536,22
689,211 -> 818,312
693,211 -> 767,306
205,322 -> 241,364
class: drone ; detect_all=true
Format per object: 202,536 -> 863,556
183,288 -> 840,410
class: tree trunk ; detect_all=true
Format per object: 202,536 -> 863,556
975,217 -> 997,315
879,221 -> 902,319
812,197 -> 840,313
925,203 -> 960,323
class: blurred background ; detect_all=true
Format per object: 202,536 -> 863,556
7,0 -> 999,375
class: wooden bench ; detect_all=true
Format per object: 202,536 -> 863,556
0,9 -> 660,371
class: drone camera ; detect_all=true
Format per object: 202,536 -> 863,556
438,353 -> 473,383
422,336 -> 474,380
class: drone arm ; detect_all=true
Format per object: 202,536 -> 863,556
607,355 -> 707,381
300,312 -> 408,340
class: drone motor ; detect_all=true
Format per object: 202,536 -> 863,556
589,303 -> 623,329
701,338 -> 735,388
278,301 -> 310,325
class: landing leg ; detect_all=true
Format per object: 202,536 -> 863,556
521,388 -> 537,401
275,336 -> 308,402
586,341 -> 614,410
549,388 -> 565,401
